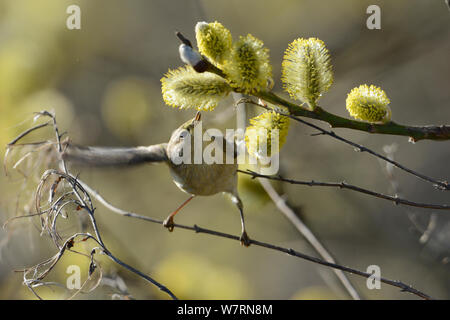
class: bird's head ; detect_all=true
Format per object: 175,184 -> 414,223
179,111 -> 201,132
167,112 -> 202,163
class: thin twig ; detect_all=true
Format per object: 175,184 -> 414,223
7,122 -> 50,146
238,170 -> 450,211
257,177 -> 361,300
379,144 -> 438,245
237,98 -> 449,191
233,93 -> 361,299
78,178 -> 432,300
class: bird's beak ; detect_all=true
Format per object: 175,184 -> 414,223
193,111 -> 201,126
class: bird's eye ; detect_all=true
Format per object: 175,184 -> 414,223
179,130 -> 188,139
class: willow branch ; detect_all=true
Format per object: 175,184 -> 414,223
176,30 -> 450,143
174,32 -> 449,190
239,170 -> 450,211
237,98 -> 449,191
256,91 -> 450,142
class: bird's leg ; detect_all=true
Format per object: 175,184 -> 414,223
163,195 -> 195,232
231,194 -> 251,247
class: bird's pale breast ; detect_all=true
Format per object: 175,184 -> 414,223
168,162 -> 238,196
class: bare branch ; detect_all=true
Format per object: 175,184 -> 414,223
238,169 -> 450,211
78,177 -> 432,300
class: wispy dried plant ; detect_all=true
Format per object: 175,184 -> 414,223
4,111 -> 177,300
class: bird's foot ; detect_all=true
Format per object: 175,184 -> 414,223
240,231 -> 251,247
163,217 -> 175,232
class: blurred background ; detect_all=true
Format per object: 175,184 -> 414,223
0,0 -> 449,300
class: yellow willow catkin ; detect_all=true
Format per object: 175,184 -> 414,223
346,84 -> 391,123
161,66 -> 231,111
195,21 -> 232,67
282,38 -> 333,109
224,34 -> 272,94
245,111 -> 290,158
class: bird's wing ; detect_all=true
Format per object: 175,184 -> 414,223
62,142 -> 168,166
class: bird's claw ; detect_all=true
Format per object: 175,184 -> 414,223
163,217 -> 175,232
240,231 -> 251,247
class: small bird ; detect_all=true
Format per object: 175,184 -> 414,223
62,112 -> 251,246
